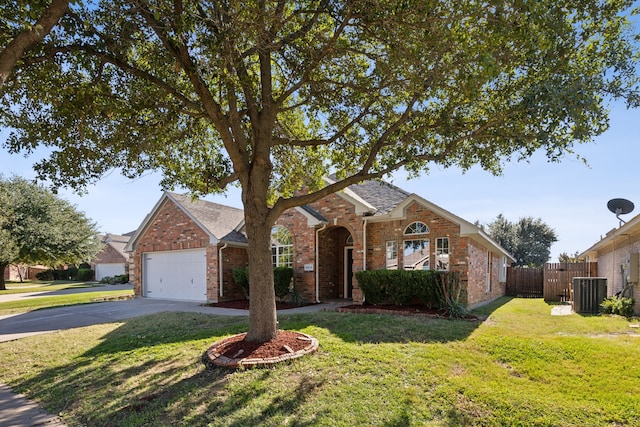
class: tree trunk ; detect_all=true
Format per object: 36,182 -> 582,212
244,213 -> 278,342
0,263 -> 7,290
241,157 -> 279,343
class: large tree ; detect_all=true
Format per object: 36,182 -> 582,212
0,175 -> 102,290
485,214 -> 558,267
1,1 -> 638,341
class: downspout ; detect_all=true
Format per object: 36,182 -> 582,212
218,243 -> 228,300
315,223 -> 328,303
363,218 -> 369,271
362,218 -> 369,303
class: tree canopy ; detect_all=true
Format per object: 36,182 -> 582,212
1,0 -> 638,341
484,214 -> 558,267
0,175 -> 102,290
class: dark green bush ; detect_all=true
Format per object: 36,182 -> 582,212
355,270 -> 387,305
411,270 -> 440,308
66,266 -> 79,280
233,266 -> 296,300
273,267 -> 294,299
385,270 -> 414,305
356,269 -> 466,312
118,274 -> 130,284
601,296 -> 635,317
232,266 -> 250,299
35,270 -> 55,281
77,268 -> 94,281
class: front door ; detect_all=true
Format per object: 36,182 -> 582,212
345,247 -> 354,299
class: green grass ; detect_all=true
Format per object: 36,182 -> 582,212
0,280 -> 99,294
1,297 -> 639,426
0,290 -> 134,314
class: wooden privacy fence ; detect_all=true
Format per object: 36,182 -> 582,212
506,262 -> 598,301
506,267 -> 543,298
543,262 -> 597,302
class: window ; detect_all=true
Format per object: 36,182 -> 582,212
403,239 -> 430,270
404,221 -> 429,235
271,225 -> 293,267
386,241 -> 398,270
346,234 -> 354,246
436,237 -> 450,271
499,256 -> 507,282
486,251 -> 492,292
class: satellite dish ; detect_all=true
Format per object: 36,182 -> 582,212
607,198 -> 634,224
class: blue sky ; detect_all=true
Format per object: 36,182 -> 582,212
1,96 -> 637,263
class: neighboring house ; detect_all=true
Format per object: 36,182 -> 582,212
91,233 -> 133,281
3,264 -> 48,282
125,179 -> 514,308
580,214 -> 640,314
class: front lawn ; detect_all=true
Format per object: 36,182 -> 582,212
0,297 -> 638,426
0,290 -> 134,315
0,280 -> 98,294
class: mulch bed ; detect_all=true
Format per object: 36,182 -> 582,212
336,304 -> 480,321
207,299 -> 313,310
205,330 -> 318,369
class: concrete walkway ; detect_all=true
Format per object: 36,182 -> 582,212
0,383 -> 67,427
0,291 -> 348,426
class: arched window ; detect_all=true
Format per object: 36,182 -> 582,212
271,225 -> 293,267
404,221 -> 429,235
346,234 -> 354,246
403,222 -> 430,270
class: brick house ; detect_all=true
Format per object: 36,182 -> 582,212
91,233 -> 134,281
125,179 -> 514,308
580,213 -> 640,314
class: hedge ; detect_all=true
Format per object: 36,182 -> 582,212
355,269 -> 464,310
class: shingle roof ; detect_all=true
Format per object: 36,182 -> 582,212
345,179 -> 410,215
168,193 -> 247,244
101,234 -> 131,258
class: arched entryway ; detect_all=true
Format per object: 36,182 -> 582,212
318,226 -> 354,300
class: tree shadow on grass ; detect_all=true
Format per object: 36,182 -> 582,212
5,297 -> 512,425
279,296 -> 512,345
7,313 -> 328,426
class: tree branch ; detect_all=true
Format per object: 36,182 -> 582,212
0,0 -> 70,89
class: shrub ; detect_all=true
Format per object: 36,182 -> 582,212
601,296 -> 635,318
385,270 -> 414,305
232,266 -> 250,299
77,268 -> 94,281
66,266 -> 79,280
118,274 -> 130,284
35,270 -> 55,281
99,276 -> 114,284
355,270 -> 387,305
273,267 -> 294,299
435,272 -> 468,318
233,266 -> 298,300
412,270 -> 440,308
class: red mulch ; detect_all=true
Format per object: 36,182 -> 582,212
216,330 -> 310,360
208,299 -> 312,310
337,303 -> 480,320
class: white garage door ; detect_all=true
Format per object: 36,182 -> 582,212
95,263 -> 126,281
143,249 -> 207,301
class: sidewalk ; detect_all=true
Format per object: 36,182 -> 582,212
0,383 -> 67,427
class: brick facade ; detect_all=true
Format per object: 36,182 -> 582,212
129,197 -> 248,302
130,190 -> 509,308
583,228 -> 640,315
